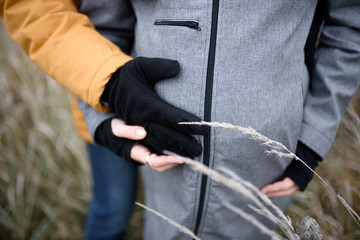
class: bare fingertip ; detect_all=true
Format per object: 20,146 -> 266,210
175,157 -> 184,164
136,129 -> 146,137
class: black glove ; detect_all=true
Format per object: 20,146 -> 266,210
95,118 -> 139,164
95,118 -> 203,162
141,121 -> 202,158
285,141 -> 322,191
100,57 -> 206,158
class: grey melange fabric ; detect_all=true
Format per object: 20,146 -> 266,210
77,0 -> 360,239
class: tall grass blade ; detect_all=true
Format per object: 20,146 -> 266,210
164,151 -> 299,240
180,121 -> 360,229
135,202 -> 200,240
223,202 -> 288,240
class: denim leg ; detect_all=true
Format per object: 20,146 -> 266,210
86,144 -> 138,240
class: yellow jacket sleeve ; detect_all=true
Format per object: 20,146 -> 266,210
0,0 -> 133,112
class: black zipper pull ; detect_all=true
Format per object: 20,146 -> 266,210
154,19 -> 201,31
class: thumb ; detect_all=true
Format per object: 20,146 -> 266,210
137,57 -> 180,85
111,118 -> 147,140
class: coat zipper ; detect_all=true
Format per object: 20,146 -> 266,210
194,0 -> 220,236
154,19 -> 201,31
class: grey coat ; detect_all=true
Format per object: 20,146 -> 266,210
78,0 -> 360,239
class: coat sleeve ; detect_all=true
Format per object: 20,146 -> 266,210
299,0 -> 360,158
0,0 -> 133,112
76,0 -> 136,142
77,98 -> 115,142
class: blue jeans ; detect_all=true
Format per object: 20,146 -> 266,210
86,144 -> 138,240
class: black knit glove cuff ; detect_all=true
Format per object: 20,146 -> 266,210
100,68 -> 119,109
95,118 -> 141,165
285,141 -> 322,191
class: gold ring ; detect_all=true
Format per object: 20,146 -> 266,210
145,154 -> 153,168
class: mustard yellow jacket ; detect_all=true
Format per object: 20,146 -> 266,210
0,0 -> 132,142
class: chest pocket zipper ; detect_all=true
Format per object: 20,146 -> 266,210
154,19 -> 201,31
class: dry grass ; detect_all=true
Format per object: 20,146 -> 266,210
180,120 -> 360,230
165,150 -> 298,240
288,102 -> 360,240
0,20 -> 91,239
0,19 -> 145,240
180,111 -> 360,239
135,202 -> 200,240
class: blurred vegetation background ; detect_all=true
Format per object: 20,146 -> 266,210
0,19 -> 359,240
0,20 -> 91,239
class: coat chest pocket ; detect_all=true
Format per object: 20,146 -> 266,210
154,19 -> 201,31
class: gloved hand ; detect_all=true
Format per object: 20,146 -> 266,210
100,57 -> 206,158
95,118 -> 138,163
95,118 -> 203,161
285,141 -> 322,191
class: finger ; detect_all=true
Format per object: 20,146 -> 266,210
144,154 -> 183,172
144,122 -> 202,157
263,185 -> 299,198
129,143 -> 183,172
141,132 -> 193,158
137,57 -> 180,85
130,143 -> 152,165
159,105 -> 208,135
95,118 -> 136,162
111,118 -> 147,140
147,156 -> 181,172
260,177 -> 296,194
141,93 -> 207,135
261,178 -> 300,197
149,155 -> 183,172
154,163 -> 180,173
150,154 -> 184,168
